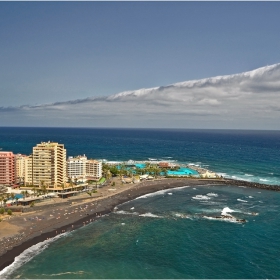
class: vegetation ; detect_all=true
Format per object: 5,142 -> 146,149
87,190 -> 97,197
7,209 -> 12,215
30,201 -> 35,207
0,208 -> 4,214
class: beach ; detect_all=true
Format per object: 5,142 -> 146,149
0,177 -> 279,272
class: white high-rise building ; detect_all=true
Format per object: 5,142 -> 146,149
67,155 -> 102,181
67,155 -> 87,178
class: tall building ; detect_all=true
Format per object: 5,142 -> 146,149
32,142 -> 66,188
86,159 -> 102,181
24,155 -> 33,186
67,155 -> 102,181
67,155 -> 87,178
15,154 -> 29,183
0,151 -> 16,185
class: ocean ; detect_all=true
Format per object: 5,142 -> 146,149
0,127 -> 280,278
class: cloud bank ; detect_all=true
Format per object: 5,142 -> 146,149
1,63 -> 280,129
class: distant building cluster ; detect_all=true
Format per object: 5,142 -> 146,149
0,142 -> 102,188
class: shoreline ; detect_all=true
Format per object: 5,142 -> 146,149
0,177 -> 279,273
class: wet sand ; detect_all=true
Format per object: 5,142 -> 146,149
0,177 -> 279,272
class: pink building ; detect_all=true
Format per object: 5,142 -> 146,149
0,152 -> 16,185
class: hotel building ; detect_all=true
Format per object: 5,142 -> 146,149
67,155 -> 87,178
67,155 -> 102,181
86,159 -> 102,181
32,142 -> 67,188
0,151 -> 16,185
15,154 -> 30,184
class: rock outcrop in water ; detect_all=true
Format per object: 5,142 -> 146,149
224,179 -> 280,191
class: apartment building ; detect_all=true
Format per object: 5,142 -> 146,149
15,154 -> 30,183
67,155 -> 102,181
32,141 -> 67,188
0,151 -> 16,185
67,155 -> 87,178
86,159 -> 102,181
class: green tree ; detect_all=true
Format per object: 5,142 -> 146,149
10,193 -> 15,205
0,195 -> 4,207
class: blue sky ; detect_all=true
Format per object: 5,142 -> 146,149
0,2 -> 280,129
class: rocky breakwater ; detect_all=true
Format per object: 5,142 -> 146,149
224,178 -> 280,191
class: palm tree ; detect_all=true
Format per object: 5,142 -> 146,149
69,178 -> 74,192
32,186 -> 37,198
21,190 -> 26,200
0,195 -> 4,207
3,194 -> 8,211
10,193 -> 15,205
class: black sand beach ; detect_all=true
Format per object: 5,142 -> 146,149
0,177 -> 279,272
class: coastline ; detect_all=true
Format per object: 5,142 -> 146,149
0,177 -> 279,273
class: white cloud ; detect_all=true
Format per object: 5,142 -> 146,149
1,63 -> 280,129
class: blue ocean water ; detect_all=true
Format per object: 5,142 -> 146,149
0,127 -> 280,278
2,185 -> 280,279
0,127 -> 280,184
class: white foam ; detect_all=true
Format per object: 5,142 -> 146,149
115,210 -> 139,215
237,198 -> 248,203
245,174 -> 254,176
0,233 -> 68,278
221,207 -> 235,216
248,196 -> 254,198
192,195 -> 211,200
174,213 -> 193,220
43,271 -> 85,276
202,215 -> 241,224
130,207 -> 135,210
168,193 -> 173,195
232,175 -> 251,181
207,193 -> 218,197
135,186 -> 190,200
260,178 -> 269,182
139,212 -> 163,218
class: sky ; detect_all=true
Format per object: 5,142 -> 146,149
0,2 -> 280,129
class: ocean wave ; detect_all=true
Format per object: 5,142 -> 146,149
237,198 -> 248,203
0,233 -> 68,278
207,193 -> 218,197
139,212 -> 163,218
221,207 -> 235,216
114,210 -> 139,216
42,271 -> 86,276
192,195 -> 211,200
260,178 -> 269,182
232,175 -> 251,181
174,213 -> 193,220
245,174 -> 254,176
135,186 -> 190,200
202,215 -> 244,224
